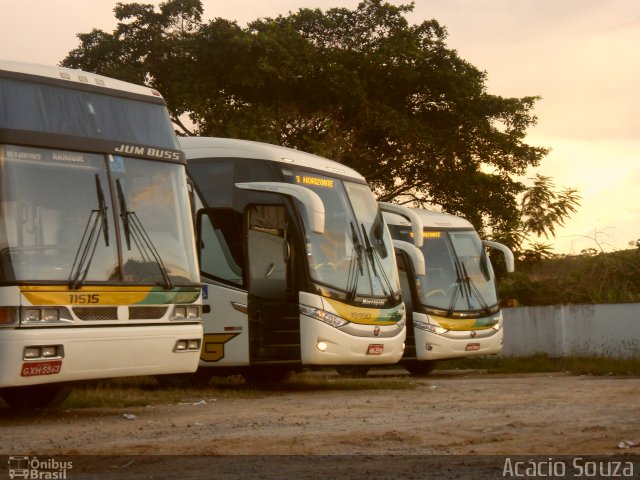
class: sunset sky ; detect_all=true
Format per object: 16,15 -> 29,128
2,0 -> 638,254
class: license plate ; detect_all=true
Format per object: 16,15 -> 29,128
367,344 -> 384,355
21,360 -> 62,377
465,342 -> 481,352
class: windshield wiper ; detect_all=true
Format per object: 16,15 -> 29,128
446,260 -> 465,317
69,174 -> 109,289
95,174 -> 109,247
345,222 -> 364,300
360,223 -> 398,302
460,262 -> 491,314
446,255 -> 491,315
116,179 -> 174,289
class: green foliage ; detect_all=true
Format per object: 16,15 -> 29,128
61,0 -> 563,239
520,175 -> 580,238
489,174 -> 581,258
499,248 -> 640,305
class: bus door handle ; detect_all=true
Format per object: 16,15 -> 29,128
231,302 -> 248,314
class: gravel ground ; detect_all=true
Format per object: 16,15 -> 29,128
1,370 -> 639,478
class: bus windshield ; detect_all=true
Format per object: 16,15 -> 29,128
283,169 -> 399,299
0,144 -> 199,285
0,77 -> 179,149
391,226 -> 499,313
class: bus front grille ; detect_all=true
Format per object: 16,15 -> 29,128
72,306 -> 169,321
73,307 -> 118,321
129,306 -> 168,320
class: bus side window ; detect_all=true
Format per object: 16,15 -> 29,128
198,209 -> 245,287
246,205 -> 288,300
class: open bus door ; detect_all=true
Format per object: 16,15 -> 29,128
245,204 -> 300,365
196,207 -> 250,370
195,182 -> 325,382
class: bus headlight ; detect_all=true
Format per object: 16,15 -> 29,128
171,305 -> 201,321
24,346 -> 42,359
24,309 -> 42,322
174,338 -> 201,352
300,305 -> 348,329
43,309 -> 60,322
20,307 -> 70,324
413,319 -> 448,335
23,345 -> 64,360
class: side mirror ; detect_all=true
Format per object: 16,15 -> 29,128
236,182 -> 325,234
483,240 -> 515,273
392,239 -> 426,277
378,202 -> 424,247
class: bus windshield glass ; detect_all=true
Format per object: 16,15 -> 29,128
0,144 -> 199,285
0,77 -> 179,149
391,226 -> 498,312
283,170 -> 399,298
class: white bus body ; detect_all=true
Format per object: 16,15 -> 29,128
181,137 -> 406,379
0,61 -> 202,407
384,208 -> 514,375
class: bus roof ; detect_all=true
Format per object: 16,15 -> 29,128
384,207 -> 474,230
0,60 -> 164,99
179,136 -> 366,182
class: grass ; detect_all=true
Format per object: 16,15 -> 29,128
61,370 -> 417,410
437,353 -> 640,376
54,355 -> 640,409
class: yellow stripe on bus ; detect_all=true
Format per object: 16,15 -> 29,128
20,286 -> 151,305
433,316 -> 499,331
323,298 -> 402,326
19,286 -> 200,306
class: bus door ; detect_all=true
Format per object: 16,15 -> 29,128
395,251 -> 418,357
197,208 -> 250,367
391,239 -> 427,362
246,205 -> 300,363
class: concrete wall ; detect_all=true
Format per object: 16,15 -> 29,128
501,303 -> 640,358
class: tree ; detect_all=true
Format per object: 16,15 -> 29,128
490,174 -> 581,260
62,0 -> 575,248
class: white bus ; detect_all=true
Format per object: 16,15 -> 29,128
0,61 -> 202,408
180,137 -> 406,382
384,208 -> 514,375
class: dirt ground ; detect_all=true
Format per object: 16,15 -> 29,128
1,370 -> 639,478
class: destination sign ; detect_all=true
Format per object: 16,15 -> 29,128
295,175 -> 334,188
3,145 -> 88,164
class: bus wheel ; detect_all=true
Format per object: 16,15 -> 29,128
335,366 -> 370,378
0,384 -> 72,409
403,360 -> 438,376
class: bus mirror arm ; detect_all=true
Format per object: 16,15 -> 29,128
235,182 -> 325,234
377,202 -> 424,248
483,240 -> 515,273
392,240 -> 426,277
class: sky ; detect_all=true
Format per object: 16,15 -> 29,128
1,0 -> 638,254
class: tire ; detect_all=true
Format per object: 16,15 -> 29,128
403,360 -> 438,376
0,383 -> 72,409
335,366 -> 370,378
